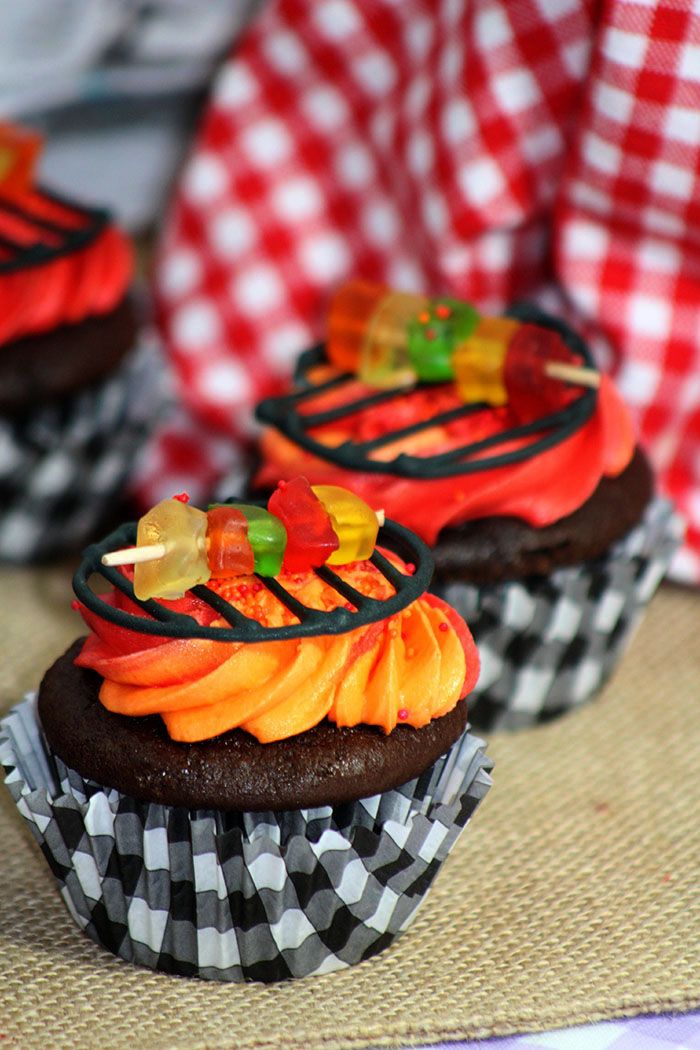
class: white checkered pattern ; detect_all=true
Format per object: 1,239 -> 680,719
0,697 -> 491,983
0,335 -> 165,562
438,497 -> 683,731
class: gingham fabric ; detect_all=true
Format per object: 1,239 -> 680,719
141,0 -> 700,583
437,496 -> 683,731
0,335 -> 164,562
0,696 -> 492,983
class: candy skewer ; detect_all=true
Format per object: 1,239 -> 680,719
101,510 -> 386,568
327,279 -> 602,403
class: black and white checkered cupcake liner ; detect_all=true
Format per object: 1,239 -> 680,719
0,695 -> 492,983
0,334 -> 165,562
434,496 -> 683,732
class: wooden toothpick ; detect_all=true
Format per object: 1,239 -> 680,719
101,543 -> 168,567
544,362 -> 600,388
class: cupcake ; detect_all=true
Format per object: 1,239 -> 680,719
254,281 -> 683,730
0,122 -> 161,562
0,479 -> 491,982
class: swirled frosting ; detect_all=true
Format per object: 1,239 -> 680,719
0,190 -> 133,346
255,371 -> 636,545
74,559 -> 478,744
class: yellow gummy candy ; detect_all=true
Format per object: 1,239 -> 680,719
358,291 -> 427,388
133,499 -> 210,601
453,316 -> 519,405
311,485 -> 379,565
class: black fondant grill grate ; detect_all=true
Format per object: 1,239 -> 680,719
73,517 -> 433,643
255,304 -> 597,479
0,188 -> 108,274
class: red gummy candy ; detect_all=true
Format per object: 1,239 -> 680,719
268,476 -> 339,572
206,506 -> 255,577
504,325 -> 584,422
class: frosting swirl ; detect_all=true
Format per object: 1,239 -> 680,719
256,371 -> 636,545
0,190 -> 132,346
74,560 -> 478,744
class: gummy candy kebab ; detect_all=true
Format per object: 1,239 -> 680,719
102,478 -> 385,601
256,299 -> 602,481
327,279 -> 599,414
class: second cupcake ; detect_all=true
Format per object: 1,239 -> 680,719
254,281 -> 683,730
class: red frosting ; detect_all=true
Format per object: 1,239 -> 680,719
0,190 -> 133,346
256,373 -> 636,545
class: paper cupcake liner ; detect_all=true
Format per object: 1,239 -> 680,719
0,696 -> 492,983
434,496 -> 683,731
0,333 -> 165,562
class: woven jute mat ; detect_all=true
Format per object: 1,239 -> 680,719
0,564 -> 698,1050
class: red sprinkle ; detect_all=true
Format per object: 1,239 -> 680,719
238,585 -> 249,597
398,708 -> 409,721
252,582 -> 263,593
425,327 -> 437,341
405,562 -> 416,574
439,621 -> 449,632
172,492 -> 190,503
345,602 -> 356,612
436,304 -> 451,319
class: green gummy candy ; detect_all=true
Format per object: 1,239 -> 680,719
407,298 -> 480,382
235,504 -> 287,576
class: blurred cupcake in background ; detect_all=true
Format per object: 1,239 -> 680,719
254,280 -> 684,730
0,122 -> 163,562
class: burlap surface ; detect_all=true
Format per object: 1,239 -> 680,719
0,563 -> 698,1050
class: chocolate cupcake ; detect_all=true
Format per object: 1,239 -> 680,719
253,282 -> 683,730
1,481 -> 491,982
0,123 -> 161,561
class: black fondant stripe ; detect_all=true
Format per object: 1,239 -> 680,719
73,516 -> 434,643
0,187 -> 109,274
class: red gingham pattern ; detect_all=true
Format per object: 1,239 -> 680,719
140,0 -> 700,583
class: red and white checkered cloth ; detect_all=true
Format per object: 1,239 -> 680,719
140,0 -> 700,583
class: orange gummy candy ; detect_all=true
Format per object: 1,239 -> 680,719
206,506 -> 255,578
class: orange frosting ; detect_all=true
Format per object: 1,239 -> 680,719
75,559 -> 479,744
